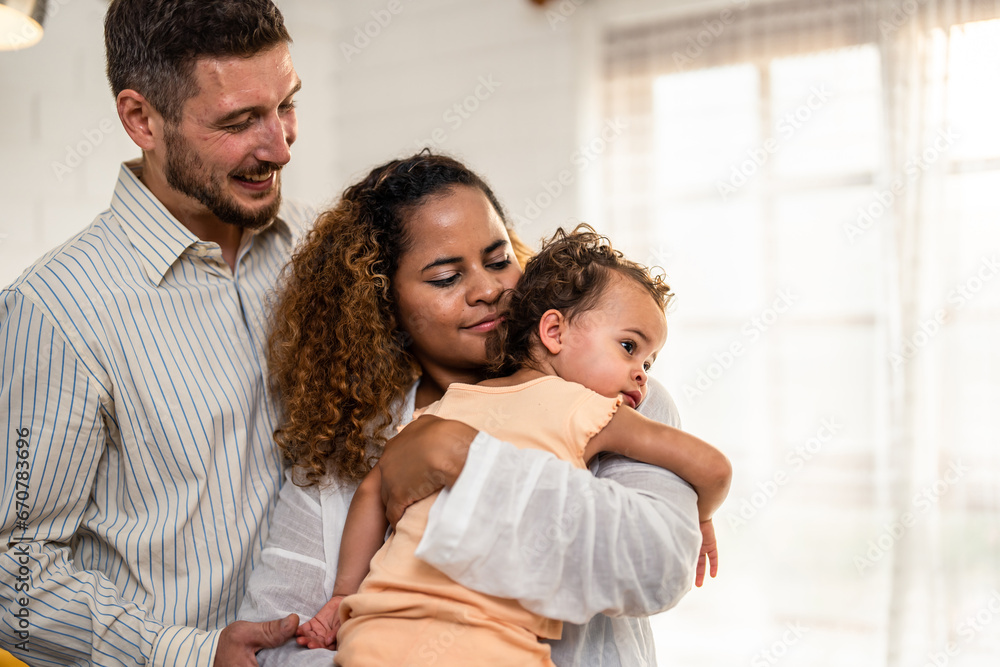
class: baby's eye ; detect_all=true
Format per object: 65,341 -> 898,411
621,341 -> 635,355
643,360 -> 652,372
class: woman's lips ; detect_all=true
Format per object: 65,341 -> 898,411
464,317 -> 500,333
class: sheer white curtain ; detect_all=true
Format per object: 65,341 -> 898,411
597,1 -> 1000,664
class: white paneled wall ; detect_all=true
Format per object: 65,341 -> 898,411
0,0 -> 131,286
327,0 -> 583,248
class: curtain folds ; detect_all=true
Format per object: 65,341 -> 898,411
601,0 -> 1000,664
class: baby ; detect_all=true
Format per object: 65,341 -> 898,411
300,225 -> 732,665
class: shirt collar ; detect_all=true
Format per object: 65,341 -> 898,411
109,160 -> 292,285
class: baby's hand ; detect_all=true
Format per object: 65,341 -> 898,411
296,595 -> 345,650
695,519 -> 719,587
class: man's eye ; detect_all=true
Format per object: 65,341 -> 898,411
621,341 -> 635,354
226,118 -> 253,132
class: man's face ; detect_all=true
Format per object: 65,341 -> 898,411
161,43 -> 300,229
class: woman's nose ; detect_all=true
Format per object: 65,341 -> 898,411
467,269 -> 503,305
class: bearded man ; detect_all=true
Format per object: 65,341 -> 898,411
0,1 -> 311,663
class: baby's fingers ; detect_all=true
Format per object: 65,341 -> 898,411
708,546 -> 719,579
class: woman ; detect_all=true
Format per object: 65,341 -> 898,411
239,152 -> 702,666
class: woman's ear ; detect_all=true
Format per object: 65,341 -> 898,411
537,309 -> 565,355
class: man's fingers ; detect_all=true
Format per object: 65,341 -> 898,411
255,614 -> 299,649
215,615 -> 299,666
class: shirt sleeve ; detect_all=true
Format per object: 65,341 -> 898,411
0,289 -> 218,665
415,377 -> 701,624
238,469 -> 339,666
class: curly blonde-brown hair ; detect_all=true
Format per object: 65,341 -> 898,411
487,224 -> 673,377
269,151 -> 533,486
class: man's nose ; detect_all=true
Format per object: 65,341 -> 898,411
256,111 -> 296,166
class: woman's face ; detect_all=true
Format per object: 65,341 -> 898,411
393,185 -> 522,386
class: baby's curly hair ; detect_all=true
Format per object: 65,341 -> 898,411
269,151 -> 533,486
488,224 -> 673,377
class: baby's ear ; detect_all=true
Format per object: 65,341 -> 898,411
537,309 -> 565,355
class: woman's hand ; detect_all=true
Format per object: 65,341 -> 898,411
378,415 -> 478,526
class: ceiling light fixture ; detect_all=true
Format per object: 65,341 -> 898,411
0,0 -> 47,51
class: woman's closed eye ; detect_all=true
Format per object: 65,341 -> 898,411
486,255 -> 512,271
427,273 -> 459,287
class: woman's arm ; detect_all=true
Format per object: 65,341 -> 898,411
380,379 -> 703,623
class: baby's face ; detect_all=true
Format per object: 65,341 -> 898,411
551,277 -> 667,409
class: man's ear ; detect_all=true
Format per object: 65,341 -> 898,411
537,309 -> 565,355
116,89 -> 162,152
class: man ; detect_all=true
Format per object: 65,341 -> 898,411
0,1 -> 307,663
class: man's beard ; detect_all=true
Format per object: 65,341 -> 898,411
163,124 -> 282,230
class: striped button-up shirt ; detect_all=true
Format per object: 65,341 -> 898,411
0,161 -> 311,665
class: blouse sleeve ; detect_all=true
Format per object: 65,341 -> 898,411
415,378 -> 701,623
237,469 -> 339,666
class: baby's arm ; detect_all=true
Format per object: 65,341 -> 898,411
584,407 -> 730,520
584,407 -> 731,585
296,464 -> 389,650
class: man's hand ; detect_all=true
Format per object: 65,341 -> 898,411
378,415 -> 478,526
214,614 -> 298,666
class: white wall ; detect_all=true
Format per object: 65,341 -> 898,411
322,0 -> 589,249
0,0 -> 615,285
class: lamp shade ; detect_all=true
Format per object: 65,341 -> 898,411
0,0 -> 47,51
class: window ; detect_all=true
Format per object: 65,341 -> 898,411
601,2 -> 1000,664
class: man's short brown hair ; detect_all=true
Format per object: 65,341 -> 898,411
105,0 -> 290,123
